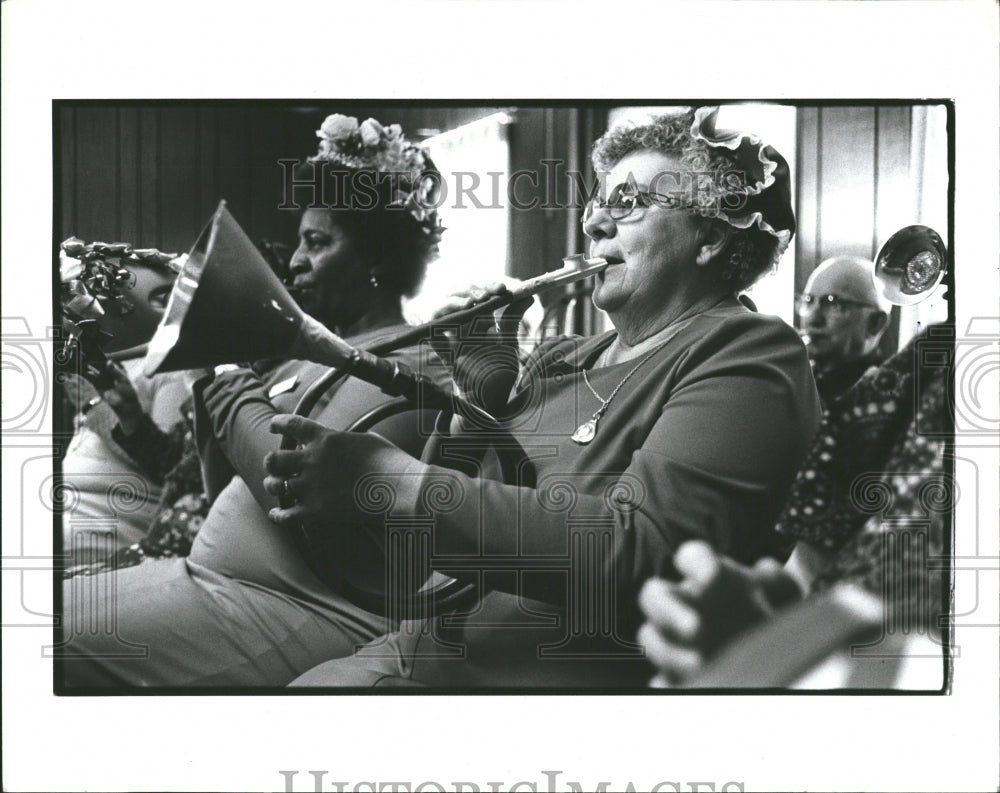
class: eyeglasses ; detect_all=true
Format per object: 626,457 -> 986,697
582,182 -> 690,223
795,293 -> 881,318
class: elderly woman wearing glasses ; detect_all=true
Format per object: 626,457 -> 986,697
258,106 -> 823,689
796,255 -> 892,406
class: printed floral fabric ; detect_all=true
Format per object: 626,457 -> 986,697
775,324 -> 953,626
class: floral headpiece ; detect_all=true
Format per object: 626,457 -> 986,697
310,114 -> 444,244
58,238 -> 185,360
60,238 -> 183,320
690,106 -> 796,266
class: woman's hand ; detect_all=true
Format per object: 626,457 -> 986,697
98,360 -> 145,435
263,414 -> 425,533
637,541 -> 803,687
430,281 -> 533,415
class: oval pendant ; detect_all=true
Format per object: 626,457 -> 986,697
571,419 -> 598,445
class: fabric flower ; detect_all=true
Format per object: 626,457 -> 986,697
62,237 -> 87,258
374,135 -> 406,171
60,252 -> 84,282
359,118 -> 384,147
309,114 -> 443,247
318,114 -> 359,142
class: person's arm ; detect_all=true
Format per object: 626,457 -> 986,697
201,347 -> 451,511
88,360 -> 186,483
196,366 -> 288,509
266,315 -> 821,608
418,316 -> 818,585
143,368 -> 191,432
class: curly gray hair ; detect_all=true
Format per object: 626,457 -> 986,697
591,109 -> 782,293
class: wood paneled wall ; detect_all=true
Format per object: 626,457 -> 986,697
795,106 -> 914,284
506,106 -> 610,280
59,105 -> 306,253
795,105 -> 917,353
57,103 -> 504,255
59,103 -> 937,348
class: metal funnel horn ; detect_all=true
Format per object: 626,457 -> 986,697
143,201 -> 307,375
872,225 -> 948,306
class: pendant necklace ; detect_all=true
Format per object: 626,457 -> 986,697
571,340 -> 670,445
570,296 -> 728,445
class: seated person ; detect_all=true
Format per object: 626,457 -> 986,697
59,356 -> 188,565
797,255 -> 892,407
64,107 -> 820,689
274,107 -> 822,688
637,324 -> 951,686
63,239 -> 324,577
59,243 -> 195,565
63,370 -> 207,577
59,115 -> 449,687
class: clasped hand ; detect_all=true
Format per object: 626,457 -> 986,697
263,414 -> 425,532
430,281 -> 533,416
637,541 -> 802,687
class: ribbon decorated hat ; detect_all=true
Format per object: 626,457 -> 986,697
690,106 -> 796,265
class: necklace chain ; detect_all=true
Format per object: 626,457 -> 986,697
571,302 -> 725,445
581,341 -> 668,421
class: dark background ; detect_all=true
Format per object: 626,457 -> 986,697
56,101 -> 948,354
55,102 -> 610,283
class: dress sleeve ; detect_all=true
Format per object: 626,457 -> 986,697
197,367 -> 286,510
393,317 -> 821,611
198,345 -> 455,511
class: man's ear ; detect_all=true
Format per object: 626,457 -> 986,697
696,220 -> 731,267
867,309 -> 890,339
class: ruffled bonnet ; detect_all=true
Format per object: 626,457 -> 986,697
691,106 -> 796,267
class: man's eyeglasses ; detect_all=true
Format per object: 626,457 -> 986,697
795,293 -> 881,318
582,183 -> 690,223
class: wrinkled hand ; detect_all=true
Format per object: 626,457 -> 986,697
98,360 -> 144,435
429,281 -> 533,416
637,541 -> 802,687
263,414 -> 425,533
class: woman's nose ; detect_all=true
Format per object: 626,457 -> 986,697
582,203 -> 616,241
288,245 -> 310,275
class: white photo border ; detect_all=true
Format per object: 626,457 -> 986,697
2,1 -> 998,791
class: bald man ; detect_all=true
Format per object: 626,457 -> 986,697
797,255 -> 891,406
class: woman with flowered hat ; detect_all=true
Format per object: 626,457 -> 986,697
61,114 -> 450,687
272,107 -> 824,688
64,107 -> 822,689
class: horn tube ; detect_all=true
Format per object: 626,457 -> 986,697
142,202 -> 607,421
362,253 -> 609,357
144,201 -> 607,392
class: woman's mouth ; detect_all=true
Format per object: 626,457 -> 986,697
288,284 -> 316,306
596,256 -> 623,280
